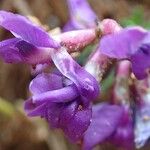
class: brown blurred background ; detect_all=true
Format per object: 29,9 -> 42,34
0,0 -> 150,150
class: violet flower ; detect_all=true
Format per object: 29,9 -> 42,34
25,72 -> 92,141
24,45 -> 100,142
100,26 -> 150,79
63,0 -> 98,31
24,43 -> 100,142
0,11 -> 100,142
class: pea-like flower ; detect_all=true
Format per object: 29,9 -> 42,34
0,10 -> 100,142
25,72 -> 93,141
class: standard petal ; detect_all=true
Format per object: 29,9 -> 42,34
83,103 -> 123,150
29,73 -> 63,95
100,27 -> 147,59
50,47 -> 100,100
0,11 -> 59,48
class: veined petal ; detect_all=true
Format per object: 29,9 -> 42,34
100,27 -> 147,59
0,38 -> 52,64
15,40 -> 51,64
0,11 -> 59,48
50,47 -> 100,100
83,103 -> 123,150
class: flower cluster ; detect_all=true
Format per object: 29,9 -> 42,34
0,0 -> 150,150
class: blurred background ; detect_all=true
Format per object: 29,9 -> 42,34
0,0 -> 150,150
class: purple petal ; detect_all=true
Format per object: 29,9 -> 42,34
24,98 -> 47,118
32,85 -> 79,104
0,38 -> 22,63
24,98 -> 36,112
66,0 -> 97,30
59,100 -> 78,127
0,38 -> 52,64
27,102 -> 47,117
131,43 -> 150,79
47,103 -> 65,128
50,47 -> 100,100
29,73 -> 63,95
100,27 -> 147,59
15,40 -> 51,64
46,100 -> 78,129
64,103 -> 92,142
0,11 -> 59,48
83,103 -> 123,150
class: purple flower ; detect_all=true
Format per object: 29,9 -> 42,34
0,11 -> 100,143
25,72 -> 92,141
63,0 -> 97,31
100,27 -> 150,79
24,45 -> 100,141
0,11 -> 60,64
